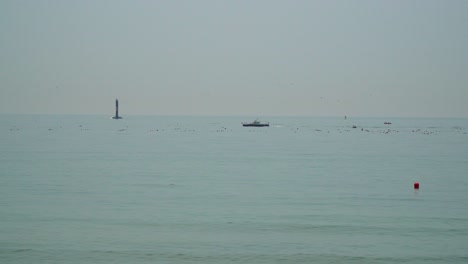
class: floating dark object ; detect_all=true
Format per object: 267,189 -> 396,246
384,122 -> 391,125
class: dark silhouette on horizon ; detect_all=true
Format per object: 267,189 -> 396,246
112,99 -> 122,119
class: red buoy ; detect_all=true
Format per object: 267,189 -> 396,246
414,182 -> 420,189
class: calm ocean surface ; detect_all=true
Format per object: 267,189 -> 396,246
1,115 -> 467,263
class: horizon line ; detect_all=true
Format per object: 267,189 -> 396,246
1,113 -> 467,119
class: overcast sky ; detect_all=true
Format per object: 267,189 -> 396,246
1,0 -> 467,117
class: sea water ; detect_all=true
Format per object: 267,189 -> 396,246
1,115 -> 467,263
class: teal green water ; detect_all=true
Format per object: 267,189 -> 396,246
1,115 -> 468,263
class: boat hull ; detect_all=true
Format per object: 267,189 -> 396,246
242,123 -> 269,127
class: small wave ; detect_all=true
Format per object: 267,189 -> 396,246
10,249 -> 33,253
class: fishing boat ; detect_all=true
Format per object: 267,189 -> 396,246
242,119 -> 269,127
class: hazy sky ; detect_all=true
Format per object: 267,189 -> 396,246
1,0 -> 467,117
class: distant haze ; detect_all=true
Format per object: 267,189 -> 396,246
1,0 -> 467,117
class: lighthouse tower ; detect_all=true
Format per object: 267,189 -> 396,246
112,99 -> 122,119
